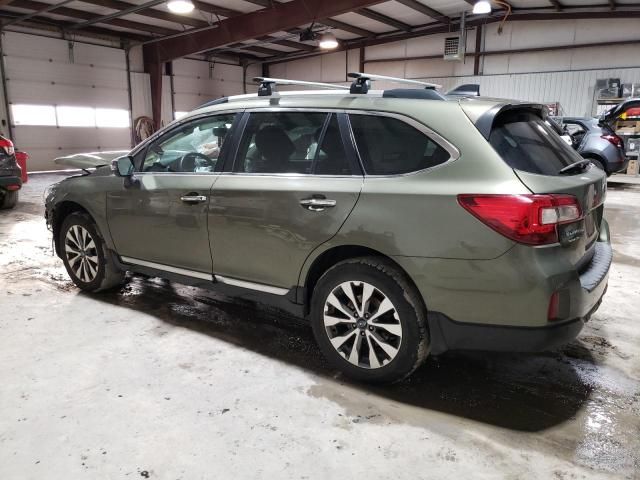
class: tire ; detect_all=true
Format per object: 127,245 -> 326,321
310,256 -> 429,383
589,157 -> 609,176
59,212 -> 125,292
0,190 -> 18,209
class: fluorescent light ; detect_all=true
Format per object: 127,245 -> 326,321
167,0 -> 194,14
318,32 -> 338,50
473,0 -> 491,14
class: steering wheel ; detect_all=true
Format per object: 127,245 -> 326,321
180,152 -> 216,172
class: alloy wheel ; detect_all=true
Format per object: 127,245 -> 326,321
64,225 -> 99,283
323,281 -> 402,369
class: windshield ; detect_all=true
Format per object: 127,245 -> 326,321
489,110 -> 584,176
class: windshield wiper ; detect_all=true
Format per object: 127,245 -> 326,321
559,159 -> 590,175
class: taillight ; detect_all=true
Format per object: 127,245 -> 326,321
457,194 -> 582,245
601,134 -> 623,149
0,137 -> 14,156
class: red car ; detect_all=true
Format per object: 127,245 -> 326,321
0,135 -> 28,209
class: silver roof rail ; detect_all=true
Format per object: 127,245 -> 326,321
347,72 -> 442,94
253,77 -> 348,97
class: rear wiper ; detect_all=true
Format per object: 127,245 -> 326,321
559,159 -> 591,175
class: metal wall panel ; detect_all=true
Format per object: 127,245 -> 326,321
3,31 -> 131,170
172,59 -> 259,112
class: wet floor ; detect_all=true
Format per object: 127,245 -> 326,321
1,174 -> 639,479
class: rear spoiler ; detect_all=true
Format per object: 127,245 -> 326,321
447,84 -> 480,97
474,103 -> 549,140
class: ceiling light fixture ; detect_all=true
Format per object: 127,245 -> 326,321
318,32 -> 339,50
167,0 -> 194,14
472,0 -> 491,14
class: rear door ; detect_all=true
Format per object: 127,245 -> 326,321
208,110 -> 363,290
488,109 -> 607,267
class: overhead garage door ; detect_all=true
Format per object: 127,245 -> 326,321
3,32 -> 131,171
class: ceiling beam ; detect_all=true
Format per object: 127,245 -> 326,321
548,0 -> 563,11
228,43 -> 283,56
68,0 -> 165,30
355,8 -> 411,31
74,0 -> 316,52
394,0 -> 449,24
7,0 -> 175,35
321,18 -> 374,37
0,10 -> 149,41
144,0 -> 385,63
2,0 -> 75,27
242,0 -> 375,37
256,35 -> 316,51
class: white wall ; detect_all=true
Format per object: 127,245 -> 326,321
0,34 -> 257,171
2,31 -> 131,170
268,18 -> 640,117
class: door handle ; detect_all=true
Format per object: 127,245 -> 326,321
180,194 -> 208,204
299,197 -> 337,212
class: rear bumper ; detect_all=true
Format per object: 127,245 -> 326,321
0,175 -> 22,190
394,231 -> 612,355
428,287 -> 604,354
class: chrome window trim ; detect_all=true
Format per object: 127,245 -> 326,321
344,109 -> 461,178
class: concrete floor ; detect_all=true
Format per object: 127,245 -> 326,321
1,174 -> 639,480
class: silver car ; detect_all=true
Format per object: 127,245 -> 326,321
557,117 -> 627,176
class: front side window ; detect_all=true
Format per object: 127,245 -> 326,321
234,112 -> 350,175
141,113 -> 236,173
349,114 -> 451,175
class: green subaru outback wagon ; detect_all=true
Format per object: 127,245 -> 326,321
45,75 -> 611,383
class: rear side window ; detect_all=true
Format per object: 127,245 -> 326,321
349,114 -> 451,175
489,111 -> 582,176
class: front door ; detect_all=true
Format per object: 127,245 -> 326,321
208,111 -> 363,290
107,112 -> 237,275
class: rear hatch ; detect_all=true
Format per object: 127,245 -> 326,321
483,106 -> 607,269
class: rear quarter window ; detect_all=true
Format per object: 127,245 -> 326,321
349,114 -> 451,175
489,111 -> 583,176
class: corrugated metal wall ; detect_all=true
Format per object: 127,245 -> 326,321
270,19 -> 640,117
3,31 -> 131,170
172,59 -> 260,114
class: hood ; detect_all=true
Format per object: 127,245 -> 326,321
54,150 -> 130,169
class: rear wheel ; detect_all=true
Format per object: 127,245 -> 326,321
588,157 -> 609,176
310,257 -> 429,383
0,190 -> 18,209
60,212 -> 125,292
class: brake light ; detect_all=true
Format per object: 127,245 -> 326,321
457,194 -> 582,245
0,137 -> 14,156
601,134 -> 623,149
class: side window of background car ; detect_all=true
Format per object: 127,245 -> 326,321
349,114 -> 450,175
233,112 -> 351,175
141,113 -> 236,173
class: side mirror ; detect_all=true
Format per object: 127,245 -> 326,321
111,156 -> 135,177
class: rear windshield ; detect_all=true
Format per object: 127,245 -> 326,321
489,110 -> 582,176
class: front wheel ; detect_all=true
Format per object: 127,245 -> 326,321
0,190 -> 18,209
60,212 -> 125,292
310,257 -> 429,383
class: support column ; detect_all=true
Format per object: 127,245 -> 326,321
143,44 -> 163,131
